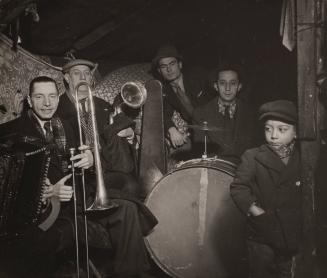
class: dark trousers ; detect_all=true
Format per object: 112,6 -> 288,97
247,240 -> 294,278
94,198 -> 151,276
1,217 -> 74,278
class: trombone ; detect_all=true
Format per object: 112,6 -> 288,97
72,82 -> 117,278
71,81 -> 147,278
74,81 -> 116,211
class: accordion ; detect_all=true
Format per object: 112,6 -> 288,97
0,136 -> 55,239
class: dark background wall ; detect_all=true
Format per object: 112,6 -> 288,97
1,0 -> 297,108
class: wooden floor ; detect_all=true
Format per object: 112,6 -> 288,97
53,248 -> 171,278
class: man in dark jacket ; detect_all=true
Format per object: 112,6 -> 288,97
192,64 -> 256,164
1,74 -> 157,278
152,45 -> 214,166
56,59 -> 157,277
58,61 -> 137,195
0,76 -> 83,277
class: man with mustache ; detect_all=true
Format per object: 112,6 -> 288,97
56,59 -> 157,278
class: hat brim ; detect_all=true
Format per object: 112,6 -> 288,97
152,54 -> 183,68
259,112 -> 296,124
62,59 -> 95,73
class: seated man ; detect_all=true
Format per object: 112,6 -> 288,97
57,59 -> 141,198
192,64 -> 257,164
0,75 -> 157,278
151,45 -> 215,167
57,59 -> 157,277
0,76 -> 79,277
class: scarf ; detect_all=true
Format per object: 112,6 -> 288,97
267,140 -> 295,159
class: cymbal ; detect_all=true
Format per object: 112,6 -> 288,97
186,121 -> 224,132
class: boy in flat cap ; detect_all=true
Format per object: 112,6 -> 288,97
230,100 -> 302,278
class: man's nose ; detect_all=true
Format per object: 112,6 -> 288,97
43,97 -> 51,106
80,73 -> 86,80
226,83 -> 231,91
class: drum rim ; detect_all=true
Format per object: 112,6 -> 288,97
145,158 -> 235,203
144,238 -> 182,278
175,157 -> 237,169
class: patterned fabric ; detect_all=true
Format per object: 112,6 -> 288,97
79,98 -> 94,146
171,110 -> 188,134
51,116 -> 67,154
218,98 -> 237,119
0,34 -> 65,125
267,141 -> 296,159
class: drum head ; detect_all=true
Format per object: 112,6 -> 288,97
145,160 -> 247,278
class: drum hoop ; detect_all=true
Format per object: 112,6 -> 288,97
144,239 -> 182,278
174,163 -> 235,177
145,158 -> 236,204
175,157 -> 236,169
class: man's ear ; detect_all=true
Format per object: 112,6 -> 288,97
178,61 -> 183,70
237,82 -> 243,92
64,73 -> 70,83
213,82 -> 219,92
27,96 -> 32,108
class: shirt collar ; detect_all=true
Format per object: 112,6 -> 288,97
217,98 -> 237,118
31,111 -> 51,132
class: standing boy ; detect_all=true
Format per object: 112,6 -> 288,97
230,100 -> 302,278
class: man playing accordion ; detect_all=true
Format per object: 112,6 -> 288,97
0,74 -> 156,278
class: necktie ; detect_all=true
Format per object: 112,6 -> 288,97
172,84 -> 194,116
79,98 -> 94,145
224,105 -> 230,119
44,121 -> 54,143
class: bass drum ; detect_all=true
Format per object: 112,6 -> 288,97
145,158 -> 248,278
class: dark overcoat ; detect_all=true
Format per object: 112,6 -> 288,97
56,93 -> 137,176
0,110 -> 76,184
230,144 -> 302,252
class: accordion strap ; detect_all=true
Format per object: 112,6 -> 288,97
38,196 -> 61,231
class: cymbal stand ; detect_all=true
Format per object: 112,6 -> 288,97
202,130 -> 208,159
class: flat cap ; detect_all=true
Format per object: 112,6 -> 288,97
62,59 -> 95,73
259,100 -> 297,124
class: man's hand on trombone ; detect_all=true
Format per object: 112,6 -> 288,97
70,144 -> 94,169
